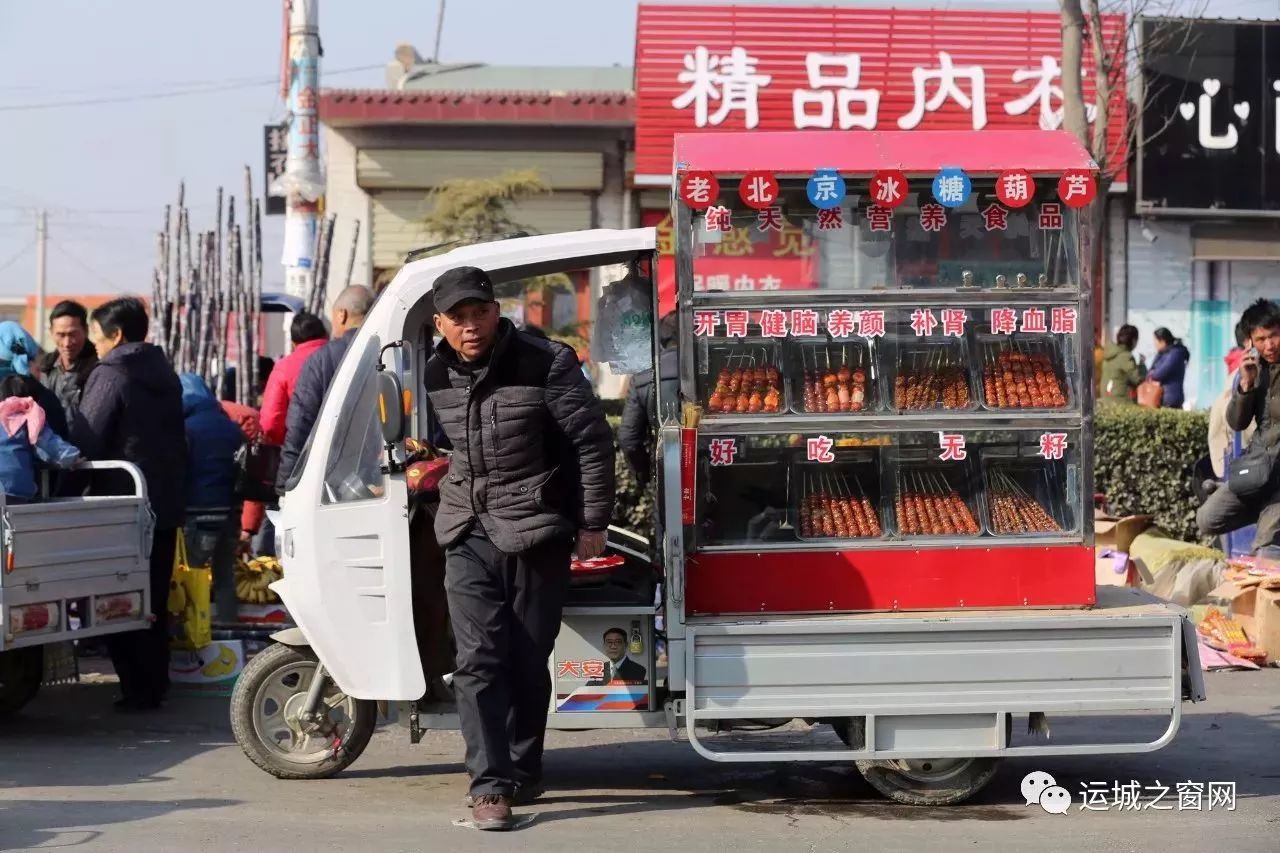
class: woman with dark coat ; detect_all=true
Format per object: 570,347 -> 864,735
1148,328 -> 1191,409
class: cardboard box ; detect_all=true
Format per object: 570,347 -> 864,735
170,639 -> 245,695
1231,583 -> 1280,663
1209,577 -> 1280,663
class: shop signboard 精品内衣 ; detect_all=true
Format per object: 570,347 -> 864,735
634,3 -> 1127,184
1138,17 -> 1280,215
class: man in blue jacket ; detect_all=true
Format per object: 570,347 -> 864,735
179,373 -> 247,619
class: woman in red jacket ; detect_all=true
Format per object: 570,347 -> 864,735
259,313 -> 328,446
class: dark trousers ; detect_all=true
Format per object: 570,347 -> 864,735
444,530 -> 571,797
1197,484 -> 1280,552
184,507 -> 241,620
109,526 -> 178,703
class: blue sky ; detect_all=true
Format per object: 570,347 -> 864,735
0,0 -> 1273,299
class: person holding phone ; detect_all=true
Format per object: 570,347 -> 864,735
1197,299 -> 1280,551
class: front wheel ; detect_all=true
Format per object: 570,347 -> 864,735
230,643 -> 377,779
856,757 -> 1001,806
0,647 -> 43,716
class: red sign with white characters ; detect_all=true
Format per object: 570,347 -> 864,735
870,170 -> 909,208
679,171 -> 720,208
1058,170 -> 1097,208
635,5 -> 1127,183
739,171 -> 780,208
996,169 -> 1036,208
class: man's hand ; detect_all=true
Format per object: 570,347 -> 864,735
1239,348 -> 1260,392
574,529 -> 607,561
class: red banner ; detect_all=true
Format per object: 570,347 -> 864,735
645,210 -> 817,315
635,4 -> 1126,183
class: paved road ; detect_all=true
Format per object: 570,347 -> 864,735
1,667 -> 1277,852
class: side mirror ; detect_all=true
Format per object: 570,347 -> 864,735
376,370 -> 406,446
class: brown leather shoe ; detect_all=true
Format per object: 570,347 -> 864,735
471,794 -> 513,831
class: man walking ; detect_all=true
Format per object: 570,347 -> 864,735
277,287 -> 373,492
72,298 -> 185,710
423,266 -> 615,830
37,300 -> 97,423
1198,299 -> 1280,551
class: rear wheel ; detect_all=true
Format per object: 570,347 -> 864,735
836,717 -> 1002,805
230,643 -> 376,779
856,757 -> 1000,805
0,647 -> 43,716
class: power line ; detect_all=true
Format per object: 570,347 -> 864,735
49,241 -> 127,293
0,239 -> 34,275
0,63 -> 382,113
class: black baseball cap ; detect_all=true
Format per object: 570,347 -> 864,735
433,266 -> 496,315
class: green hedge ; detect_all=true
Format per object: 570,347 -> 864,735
1093,404 -> 1209,541
609,405 -> 1212,544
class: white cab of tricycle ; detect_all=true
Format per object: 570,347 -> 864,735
272,228 -> 658,701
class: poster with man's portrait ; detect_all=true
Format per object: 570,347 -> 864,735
553,616 -> 652,712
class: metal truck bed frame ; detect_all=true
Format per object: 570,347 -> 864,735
681,586 -> 1203,762
0,461 -> 153,651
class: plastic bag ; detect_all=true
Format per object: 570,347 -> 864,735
168,530 -> 213,650
590,270 -> 654,375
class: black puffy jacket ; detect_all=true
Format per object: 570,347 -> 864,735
424,319 -> 615,552
71,342 -> 186,528
618,347 -> 679,486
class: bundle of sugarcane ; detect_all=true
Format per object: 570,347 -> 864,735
151,169 -> 266,403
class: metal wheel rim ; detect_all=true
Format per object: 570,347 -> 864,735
885,757 -> 976,783
249,661 -> 357,765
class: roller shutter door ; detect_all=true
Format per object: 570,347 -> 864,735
357,149 -> 604,191
370,190 -> 594,268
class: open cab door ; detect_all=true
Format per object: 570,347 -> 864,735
275,228 -> 656,701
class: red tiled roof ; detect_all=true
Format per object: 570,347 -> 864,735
321,88 -> 635,126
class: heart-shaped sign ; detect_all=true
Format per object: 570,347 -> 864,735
1179,102 -> 1195,120
1235,102 -> 1251,121
1203,78 -> 1221,97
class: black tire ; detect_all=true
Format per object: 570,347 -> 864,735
230,643 -> 377,780
856,757 -> 1000,806
0,647 -> 43,717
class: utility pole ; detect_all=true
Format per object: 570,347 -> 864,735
274,0 -> 324,306
34,210 -> 47,349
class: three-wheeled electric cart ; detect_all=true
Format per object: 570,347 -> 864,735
231,130 -> 1204,804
